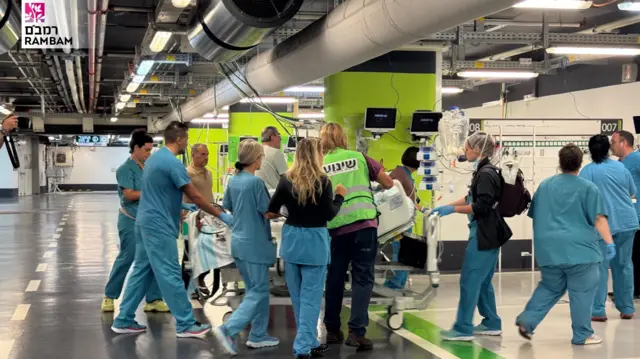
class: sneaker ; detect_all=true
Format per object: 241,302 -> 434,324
311,344 -> 330,357
296,355 -> 311,359
621,313 -> 634,320
580,335 -> 603,345
213,326 -> 238,356
246,336 -> 279,349
325,331 -> 344,344
111,322 -> 147,334
441,329 -> 475,342
144,300 -> 170,313
345,332 -> 373,351
101,297 -> 115,312
591,316 -> 608,322
474,324 -> 502,336
516,324 -> 532,340
177,322 -> 211,338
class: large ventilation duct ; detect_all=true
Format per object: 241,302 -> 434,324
0,0 -> 21,55
163,0 -> 522,125
188,0 -> 304,63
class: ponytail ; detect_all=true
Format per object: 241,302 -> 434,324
234,161 -> 246,174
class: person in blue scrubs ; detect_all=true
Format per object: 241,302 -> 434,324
267,138 -> 346,359
517,144 -> 615,346
384,146 -> 423,290
102,129 -> 168,313
580,135 -> 638,321
213,139 -> 278,356
610,130 -> 640,299
433,132 -> 509,341
112,121 -> 232,338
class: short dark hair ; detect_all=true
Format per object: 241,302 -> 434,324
401,147 -> 420,169
129,129 -> 153,154
559,144 -> 583,173
164,121 -> 188,144
615,130 -> 635,147
588,134 -> 610,164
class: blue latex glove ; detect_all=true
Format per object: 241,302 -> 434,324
181,203 -> 198,212
219,212 -> 234,227
432,205 -> 454,217
606,243 -> 616,260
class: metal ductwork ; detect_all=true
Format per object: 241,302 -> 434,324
0,0 -> 21,55
188,0 -> 304,63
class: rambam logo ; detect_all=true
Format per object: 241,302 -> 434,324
25,2 -> 46,23
324,159 -> 359,176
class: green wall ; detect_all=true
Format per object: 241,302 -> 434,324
228,111 -> 294,163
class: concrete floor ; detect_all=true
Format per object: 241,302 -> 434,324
1,193 -> 637,359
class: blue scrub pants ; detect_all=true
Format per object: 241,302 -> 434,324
452,236 -> 501,336
593,230 -> 636,317
324,227 -> 377,338
517,263 -> 599,344
384,238 -> 409,290
221,259 -> 271,341
105,214 -> 162,302
285,262 -> 326,356
114,225 -> 196,333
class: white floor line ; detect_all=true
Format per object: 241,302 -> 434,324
36,263 -> 48,272
60,222 -> 66,226
43,251 -> 53,258
48,242 -> 57,248
25,280 -> 41,292
55,228 -> 63,233
10,305 -> 30,321
0,339 -> 15,359
369,312 -> 460,359
53,234 -> 61,240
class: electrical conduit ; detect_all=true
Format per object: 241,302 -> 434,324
92,0 -> 109,112
88,0 -> 97,113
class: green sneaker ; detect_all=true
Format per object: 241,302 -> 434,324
474,324 -> 502,336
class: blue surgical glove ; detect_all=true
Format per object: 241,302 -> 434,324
181,203 -> 198,212
432,205 -> 454,217
219,212 -> 233,227
606,243 -> 616,260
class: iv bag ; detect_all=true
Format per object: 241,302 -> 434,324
438,109 -> 470,157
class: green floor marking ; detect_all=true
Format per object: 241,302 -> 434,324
380,313 -> 506,359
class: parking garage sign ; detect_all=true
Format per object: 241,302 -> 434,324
21,0 -> 82,50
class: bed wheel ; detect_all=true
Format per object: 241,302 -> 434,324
387,312 -> 403,331
223,311 -> 233,323
344,273 -> 352,291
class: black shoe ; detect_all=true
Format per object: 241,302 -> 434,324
311,344 -> 329,357
325,331 -> 344,344
345,333 -> 373,351
295,355 -> 310,359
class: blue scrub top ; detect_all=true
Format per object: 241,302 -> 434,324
223,171 -> 276,265
621,151 -> 640,221
528,174 -> 605,267
116,158 -> 143,218
580,158 -> 638,235
137,147 -> 191,238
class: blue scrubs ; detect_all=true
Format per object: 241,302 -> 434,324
452,194 -> 501,336
580,159 -> 638,317
221,171 -> 276,341
281,225 -> 330,356
384,166 -> 413,290
104,158 -> 162,302
114,147 -> 197,333
621,151 -> 640,221
517,174 -> 604,344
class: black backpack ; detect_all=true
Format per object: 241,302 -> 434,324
496,167 -> 531,218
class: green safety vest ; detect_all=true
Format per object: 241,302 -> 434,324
323,148 -> 377,230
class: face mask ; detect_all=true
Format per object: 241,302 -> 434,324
472,159 -> 480,169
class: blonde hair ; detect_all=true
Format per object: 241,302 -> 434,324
287,137 -> 326,205
320,123 -> 348,154
235,139 -> 264,174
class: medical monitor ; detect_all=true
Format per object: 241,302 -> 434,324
411,111 -> 442,136
286,136 -> 304,151
364,108 -> 397,133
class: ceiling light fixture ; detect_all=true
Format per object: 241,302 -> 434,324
547,46 -> 640,56
239,97 -> 298,104
149,31 -> 172,53
136,60 -> 155,76
191,118 -> 230,124
116,102 -> 126,110
284,86 -> 325,93
110,117 -> 118,123
126,82 -> 140,93
119,94 -> 131,102
457,70 -> 539,79
153,136 -> 163,141
222,105 -> 230,110
442,87 -> 465,94
619,1 -> 640,11
171,0 -> 191,8
514,0 -> 593,9
298,113 -> 325,119
203,113 -> 229,119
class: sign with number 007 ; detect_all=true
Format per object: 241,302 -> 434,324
600,120 -> 621,136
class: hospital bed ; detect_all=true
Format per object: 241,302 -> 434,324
180,180 -> 441,330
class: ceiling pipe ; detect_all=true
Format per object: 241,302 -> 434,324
53,56 -> 75,111
23,53 -> 58,111
109,5 -> 154,13
93,0 -> 109,112
88,0 -> 98,112
16,51 -> 64,111
161,0 -> 522,124
56,0 -> 84,113
76,58 -> 87,112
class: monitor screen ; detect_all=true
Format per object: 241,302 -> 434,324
411,111 -> 442,133
287,136 -> 304,148
634,116 -> 640,134
364,108 -> 397,130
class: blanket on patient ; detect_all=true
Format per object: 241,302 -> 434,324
182,211 -> 234,278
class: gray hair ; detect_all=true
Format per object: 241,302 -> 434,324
191,143 -> 207,156
260,126 -> 279,142
466,131 -> 495,158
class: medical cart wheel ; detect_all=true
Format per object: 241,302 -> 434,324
344,273 -> 352,291
223,311 -> 233,323
387,312 -> 403,331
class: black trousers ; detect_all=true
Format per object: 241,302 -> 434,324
634,230 -> 640,297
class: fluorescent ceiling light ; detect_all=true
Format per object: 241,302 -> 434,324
619,2 -> 640,11
116,102 -> 126,110
119,137 -> 131,142
547,46 -> 640,56
126,102 -> 137,108
298,113 -> 325,119
48,136 -> 55,140
110,117 -> 118,122
457,71 -> 539,79
284,86 -> 325,93
149,31 -> 172,53
514,0 -> 593,9
442,87 -> 464,94
119,94 -> 131,102
171,0 -> 191,8
132,75 -> 144,83
203,113 -> 229,119
191,119 -> 229,124
153,136 -> 163,141
126,82 -> 140,93
136,60 -> 155,76
239,97 -> 298,104
222,105 -> 229,110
